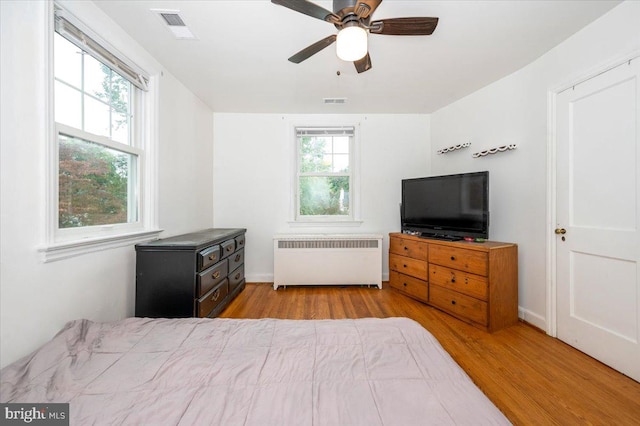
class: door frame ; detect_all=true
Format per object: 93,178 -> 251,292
545,50 -> 640,337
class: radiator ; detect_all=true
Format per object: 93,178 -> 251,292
273,234 -> 383,290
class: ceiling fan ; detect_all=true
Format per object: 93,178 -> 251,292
271,0 -> 439,73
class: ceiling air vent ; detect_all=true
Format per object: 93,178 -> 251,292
160,13 -> 185,27
152,9 -> 196,40
323,98 -> 347,105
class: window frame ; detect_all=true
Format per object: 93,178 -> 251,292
41,2 -> 160,262
290,123 -> 362,225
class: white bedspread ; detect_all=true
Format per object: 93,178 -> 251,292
1,317 -> 510,425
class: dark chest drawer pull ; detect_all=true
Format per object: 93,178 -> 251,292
450,273 -> 456,283
209,254 -> 216,261
235,272 -> 241,280
451,300 -> 456,305
211,289 -> 221,302
212,271 -> 220,279
450,256 -> 456,261
403,282 -> 408,287
226,246 -> 233,252
235,254 -> 241,262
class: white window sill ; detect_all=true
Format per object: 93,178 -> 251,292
287,220 -> 363,227
39,229 -> 162,263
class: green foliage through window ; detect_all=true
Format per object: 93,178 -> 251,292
58,135 -> 135,228
298,133 -> 351,217
299,176 -> 350,215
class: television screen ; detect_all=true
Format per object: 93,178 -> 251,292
401,171 -> 489,240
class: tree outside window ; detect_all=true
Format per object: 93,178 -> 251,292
297,128 -> 353,219
58,134 -> 135,228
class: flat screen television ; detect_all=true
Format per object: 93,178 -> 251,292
401,171 -> 489,240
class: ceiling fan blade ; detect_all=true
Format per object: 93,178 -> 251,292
354,0 -> 382,19
271,0 -> 340,24
370,17 -> 439,36
288,34 -> 337,64
354,53 -> 372,73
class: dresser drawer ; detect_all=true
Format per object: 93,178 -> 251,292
430,264 -> 488,301
197,259 -> 228,297
229,249 -> 244,272
229,264 -> 245,292
429,245 -> 488,276
389,253 -> 428,280
235,234 -> 245,250
389,270 -> 428,302
390,237 -> 428,261
429,285 -> 488,326
198,245 -> 221,272
197,279 -> 229,318
220,239 -> 236,259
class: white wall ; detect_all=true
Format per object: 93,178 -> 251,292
213,113 -> 430,281
157,74 -> 214,236
0,0 -> 214,367
430,1 -> 640,330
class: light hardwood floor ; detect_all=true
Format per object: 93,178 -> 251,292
220,283 -> 640,425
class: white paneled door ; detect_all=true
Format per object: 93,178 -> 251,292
556,58 -> 640,382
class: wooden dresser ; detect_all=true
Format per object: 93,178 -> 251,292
389,232 -> 518,332
135,228 -> 246,318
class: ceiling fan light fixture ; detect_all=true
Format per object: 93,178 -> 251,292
336,25 -> 368,61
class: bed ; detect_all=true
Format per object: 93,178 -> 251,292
1,317 -> 510,425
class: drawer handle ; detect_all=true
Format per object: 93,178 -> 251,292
403,246 -> 408,250
235,254 -> 241,262
211,289 -> 220,302
403,264 -> 407,268
209,254 -> 217,261
451,300 -> 456,305
450,275 -> 456,283
227,246 -> 233,252
235,272 -> 241,280
239,240 -> 244,246
212,271 -> 220,279
450,256 -> 456,261
403,282 -> 408,287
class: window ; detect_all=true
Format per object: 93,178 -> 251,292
43,5 -> 157,260
295,126 -> 356,221
56,127 -> 140,229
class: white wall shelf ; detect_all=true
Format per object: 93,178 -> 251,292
472,144 -> 517,158
436,142 -> 471,155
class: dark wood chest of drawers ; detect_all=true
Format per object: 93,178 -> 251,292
135,228 -> 246,318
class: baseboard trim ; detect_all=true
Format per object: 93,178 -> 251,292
247,274 -> 390,284
246,274 -> 274,283
518,307 -> 547,333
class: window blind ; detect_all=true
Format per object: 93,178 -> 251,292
296,127 -> 355,137
54,6 -> 149,91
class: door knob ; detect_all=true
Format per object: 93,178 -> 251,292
555,228 -> 567,235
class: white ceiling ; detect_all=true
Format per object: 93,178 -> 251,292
94,0 -> 621,114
